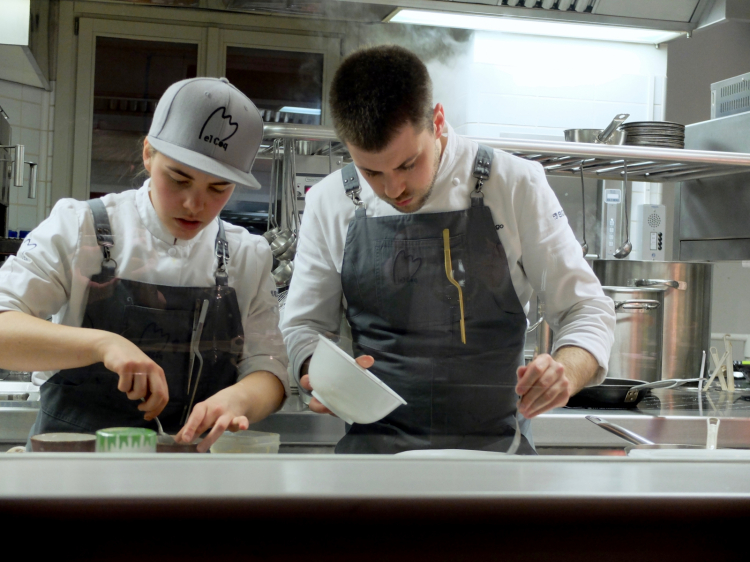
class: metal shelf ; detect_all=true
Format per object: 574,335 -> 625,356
261,124 -> 750,183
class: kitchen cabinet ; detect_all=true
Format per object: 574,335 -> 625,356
56,3 -> 341,201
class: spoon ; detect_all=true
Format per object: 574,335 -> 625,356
578,161 -> 588,257
140,397 -> 171,442
613,160 -> 632,259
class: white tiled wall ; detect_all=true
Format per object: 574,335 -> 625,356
429,31 -> 668,262
0,78 -> 55,235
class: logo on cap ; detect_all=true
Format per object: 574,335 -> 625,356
199,107 -> 238,151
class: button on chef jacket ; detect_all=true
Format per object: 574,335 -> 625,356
0,181 -> 290,393
281,123 -> 615,386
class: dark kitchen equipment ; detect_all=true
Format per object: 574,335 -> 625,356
156,435 -> 200,453
30,433 -> 97,452
567,377 -> 703,409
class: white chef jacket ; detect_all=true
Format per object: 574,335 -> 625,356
0,181 -> 290,394
281,123 -> 615,385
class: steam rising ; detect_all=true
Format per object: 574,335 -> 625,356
342,22 -> 473,66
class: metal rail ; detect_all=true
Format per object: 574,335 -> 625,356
261,123 -> 750,183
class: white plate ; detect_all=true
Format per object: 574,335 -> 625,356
628,448 -> 750,459
395,449 -> 512,459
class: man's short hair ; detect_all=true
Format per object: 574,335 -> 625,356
329,45 -> 433,152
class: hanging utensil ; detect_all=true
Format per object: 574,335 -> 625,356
442,228 -> 466,344
263,139 -> 283,243
613,160 -> 632,259
578,161 -> 588,257
270,139 -> 299,257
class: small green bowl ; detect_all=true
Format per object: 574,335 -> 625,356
96,427 -> 157,453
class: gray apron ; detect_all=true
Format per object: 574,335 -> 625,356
336,145 -> 534,454
27,198 -> 244,441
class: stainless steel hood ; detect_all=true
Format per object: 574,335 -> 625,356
225,0 -> 715,31
336,0 -> 714,32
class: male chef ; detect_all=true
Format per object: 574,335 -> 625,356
280,45 -> 615,454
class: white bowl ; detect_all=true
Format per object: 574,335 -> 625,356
307,335 -> 406,424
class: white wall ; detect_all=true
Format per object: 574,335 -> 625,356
427,31 -> 668,262
0,78 -> 54,234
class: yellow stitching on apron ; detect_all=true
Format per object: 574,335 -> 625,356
442,228 -> 466,344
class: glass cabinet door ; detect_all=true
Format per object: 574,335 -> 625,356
216,30 -> 340,229
72,19 -> 207,200
89,37 -> 199,198
70,19 -> 339,202
225,47 -> 324,127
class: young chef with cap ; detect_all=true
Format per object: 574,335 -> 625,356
281,45 -> 615,454
0,77 -> 288,452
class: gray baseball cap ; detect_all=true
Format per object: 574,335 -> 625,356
147,77 -> 263,189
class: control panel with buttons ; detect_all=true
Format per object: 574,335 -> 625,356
640,204 -> 666,261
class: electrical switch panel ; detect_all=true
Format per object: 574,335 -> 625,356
641,204 -> 666,261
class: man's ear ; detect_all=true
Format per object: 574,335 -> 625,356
433,103 -> 446,139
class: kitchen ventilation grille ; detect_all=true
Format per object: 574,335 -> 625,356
711,72 -> 750,119
501,0 -> 594,11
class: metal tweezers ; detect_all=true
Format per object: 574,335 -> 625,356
182,298 -> 209,424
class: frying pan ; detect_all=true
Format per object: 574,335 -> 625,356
567,377 -> 703,409
586,415 -> 706,451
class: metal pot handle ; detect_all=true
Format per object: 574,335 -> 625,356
585,415 -> 655,446
527,315 -> 544,333
631,279 -> 687,290
614,299 -> 660,310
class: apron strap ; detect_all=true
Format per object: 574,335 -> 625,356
214,217 -> 229,286
471,145 -> 494,206
87,198 -> 117,278
341,162 -> 366,209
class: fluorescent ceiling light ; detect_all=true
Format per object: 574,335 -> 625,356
1,0 -> 30,46
280,106 -> 321,115
386,9 -> 684,45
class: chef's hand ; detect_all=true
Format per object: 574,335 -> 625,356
97,333 -> 169,420
515,353 -> 571,419
176,388 -> 250,453
175,371 -> 284,453
299,355 -> 375,416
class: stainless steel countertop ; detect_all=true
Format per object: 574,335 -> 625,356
4,388 -> 750,448
3,453 -> 750,499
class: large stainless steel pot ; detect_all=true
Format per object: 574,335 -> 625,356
594,260 -> 713,380
602,286 -> 664,382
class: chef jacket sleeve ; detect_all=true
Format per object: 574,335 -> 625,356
0,199 -> 86,319
515,162 -> 615,385
279,186 -> 347,390
234,235 -> 290,396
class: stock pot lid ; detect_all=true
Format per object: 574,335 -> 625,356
601,285 -> 666,294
